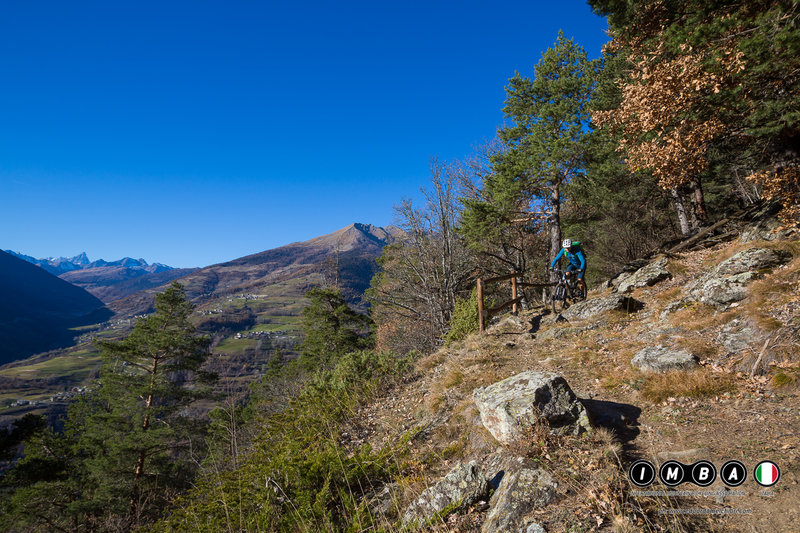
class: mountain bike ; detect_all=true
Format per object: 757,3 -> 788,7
550,268 -> 580,314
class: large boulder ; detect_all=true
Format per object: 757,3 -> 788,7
716,247 -> 792,275
481,468 -> 558,533
632,346 -> 699,373
615,256 -> 672,293
402,461 -> 488,526
687,247 -> 792,308
561,294 -> 644,320
608,259 -> 650,290
473,372 -> 591,444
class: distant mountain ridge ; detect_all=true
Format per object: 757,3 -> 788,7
4,250 -> 194,303
4,250 -> 175,276
0,250 -> 111,365
110,222 -> 402,317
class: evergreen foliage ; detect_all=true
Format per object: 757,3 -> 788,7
589,0 -> 800,224
462,32 -> 598,269
563,48 -> 679,278
298,287 -> 374,369
444,289 -> 481,345
0,282 -> 214,532
155,349 -> 413,532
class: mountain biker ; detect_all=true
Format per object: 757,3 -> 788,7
550,238 -> 586,298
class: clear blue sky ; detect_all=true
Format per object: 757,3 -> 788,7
1,1 -> 609,268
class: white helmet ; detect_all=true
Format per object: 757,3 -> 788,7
562,238 -> 572,249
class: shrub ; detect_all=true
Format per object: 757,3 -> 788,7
444,290 -> 480,345
155,350 -> 414,532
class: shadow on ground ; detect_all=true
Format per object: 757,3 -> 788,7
582,398 -> 641,445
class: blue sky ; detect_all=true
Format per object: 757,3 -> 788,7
1,1 -> 609,268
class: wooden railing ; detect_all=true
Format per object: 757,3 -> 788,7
476,272 -> 554,333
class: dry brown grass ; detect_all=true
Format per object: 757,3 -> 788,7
639,369 -> 736,403
503,420 -> 711,532
666,259 -> 689,276
654,286 -> 684,304
667,302 -> 736,331
745,255 -> 800,332
417,351 -> 446,372
675,336 -> 721,360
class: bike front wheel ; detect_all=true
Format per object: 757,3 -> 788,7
551,285 -> 570,314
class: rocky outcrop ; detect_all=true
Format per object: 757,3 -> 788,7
615,256 -> 672,293
561,294 -> 644,320
402,461 -> 488,526
717,247 -> 792,275
687,247 -> 792,308
537,322 -> 604,341
481,467 -> 558,533
739,202 -> 798,242
632,346 -> 699,373
607,259 -> 650,290
473,372 -> 591,443
716,318 -> 760,354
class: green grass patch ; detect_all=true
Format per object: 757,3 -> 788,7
0,352 -> 101,382
213,337 -> 259,355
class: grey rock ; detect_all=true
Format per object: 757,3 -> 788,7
687,248 -> 792,308
561,294 -> 644,320
366,483 -> 400,517
609,259 -> 650,289
740,202 -> 797,242
696,272 -> 757,307
716,248 -> 791,276
494,314 -> 525,331
632,346 -> 699,373
481,469 -> 557,533
473,372 -> 591,444
525,523 -> 546,533
609,270 -> 633,290
616,257 -> 672,293
660,299 -> 690,318
402,461 -> 488,525
717,319 -> 760,354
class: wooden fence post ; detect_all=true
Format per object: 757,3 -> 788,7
477,277 -> 484,333
511,276 -> 518,314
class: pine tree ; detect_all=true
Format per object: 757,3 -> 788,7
84,282 -> 214,530
1,283 -> 215,532
462,32 -> 597,273
298,287 -> 373,369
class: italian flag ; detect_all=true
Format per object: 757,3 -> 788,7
755,461 -> 779,486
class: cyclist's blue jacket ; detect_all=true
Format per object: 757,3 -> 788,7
550,247 -> 586,271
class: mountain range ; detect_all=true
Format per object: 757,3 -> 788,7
0,251 -> 112,365
4,250 -> 195,303
1,223 -> 401,405
109,223 -> 402,318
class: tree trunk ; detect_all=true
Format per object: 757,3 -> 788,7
128,359 -> 158,530
670,187 -> 691,237
549,182 -> 561,283
692,177 -> 708,224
